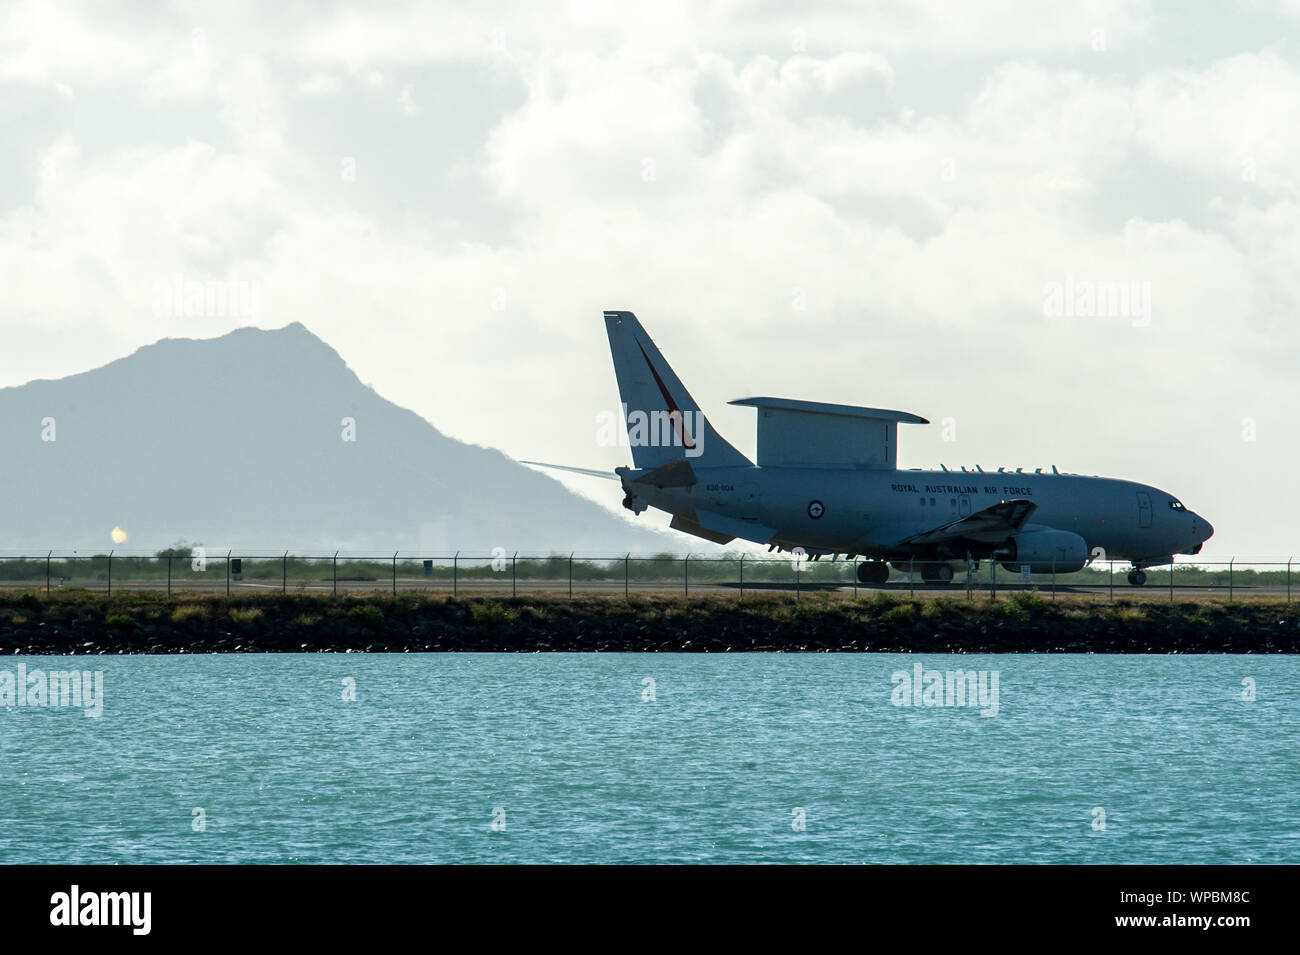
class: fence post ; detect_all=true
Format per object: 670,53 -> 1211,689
283,552 -> 288,593
392,551 -> 398,596
512,552 -> 517,598
1169,557 -> 1174,602
227,551 -> 232,596
1288,558 -> 1292,603
46,551 -> 51,595
1229,558 -> 1234,602
107,550 -> 113,595
1051,558 -> 1056,601
684,554 -> 689,599
453,552 -> 459,597
332,551 -> 338,595
850,558 -> 855,599
740,554 -> 745,598
624,553 -> 629,598
1108,561 -> 1113,602
568,552 -> 573,599
909,557 -> 914,598
167,554 -> 171,596
989,558 -> 995,600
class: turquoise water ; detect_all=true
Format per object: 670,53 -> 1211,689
1,654 -> 1296,864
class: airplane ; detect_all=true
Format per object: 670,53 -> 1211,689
525,310 -> 1213,587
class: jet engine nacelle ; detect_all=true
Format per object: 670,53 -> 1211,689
996,527 -> 1088,574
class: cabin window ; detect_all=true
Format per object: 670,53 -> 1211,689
1168,499 -> 1185,511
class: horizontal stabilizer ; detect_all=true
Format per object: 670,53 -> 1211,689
900,499 -> 1037,546
630,458 -> 698,488
520,461 -> 619,481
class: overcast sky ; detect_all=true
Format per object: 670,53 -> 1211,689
3,1 -> 1298,559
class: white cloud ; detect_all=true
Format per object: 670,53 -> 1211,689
2,1 -> 1298,557
1134,51 -> 1300,198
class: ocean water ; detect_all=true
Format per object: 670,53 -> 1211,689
1,653 -> 1296,864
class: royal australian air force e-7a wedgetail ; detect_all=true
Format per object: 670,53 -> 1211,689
526,311 -> 1214,587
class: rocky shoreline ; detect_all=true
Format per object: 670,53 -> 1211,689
0,591 -> 1297,653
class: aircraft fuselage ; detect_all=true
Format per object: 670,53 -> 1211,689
620,465 -> 1210,565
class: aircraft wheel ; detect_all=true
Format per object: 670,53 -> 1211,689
919,563 -> 955,584
1127,569 -> 1147,586
856,561 -> 889,585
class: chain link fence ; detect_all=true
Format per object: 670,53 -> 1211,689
0,551 -> 1293,601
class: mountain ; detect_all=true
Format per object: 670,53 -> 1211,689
0,323 -> 677,555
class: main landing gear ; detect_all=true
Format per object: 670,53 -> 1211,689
920,563 -> 955,584
1127,569 -> 1147,586
856,561 -> 890,585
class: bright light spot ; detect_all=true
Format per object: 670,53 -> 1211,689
111,526 -> 128,544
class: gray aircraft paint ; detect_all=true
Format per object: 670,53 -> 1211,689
538,311 -> 1213,582
622,464 -> 1208,567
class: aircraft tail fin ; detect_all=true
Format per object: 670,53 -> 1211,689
603,310 -> 751,470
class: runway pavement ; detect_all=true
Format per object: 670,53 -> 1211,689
1,576 -> 1293,601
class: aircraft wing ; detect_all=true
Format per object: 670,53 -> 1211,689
898,499 -> 1037,546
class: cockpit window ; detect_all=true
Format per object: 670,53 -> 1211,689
1168,499 -> 1185,511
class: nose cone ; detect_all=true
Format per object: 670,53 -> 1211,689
1184,513 -> 1213,554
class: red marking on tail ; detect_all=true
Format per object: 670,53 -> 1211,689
635,339 -> 697,449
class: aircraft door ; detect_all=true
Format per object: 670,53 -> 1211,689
1137,491 -> 1152,528
959,495 -> 971,517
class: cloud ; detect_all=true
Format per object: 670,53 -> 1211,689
1134,51 -> 1300,198
1,2 -> 1298,555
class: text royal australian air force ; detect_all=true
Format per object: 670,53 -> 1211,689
891,482 -> 1035,497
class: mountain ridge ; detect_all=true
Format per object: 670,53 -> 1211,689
0,322 -> 677,555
